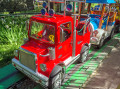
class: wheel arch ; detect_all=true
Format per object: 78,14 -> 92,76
49,63 -> 65,79
48,63 -> 65,88
80,43 -> 89,53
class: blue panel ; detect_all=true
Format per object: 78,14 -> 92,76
90,14 -> 101,30
86,0 -> 116,4
90,14 -> 101,18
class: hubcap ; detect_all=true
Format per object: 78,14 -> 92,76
100,38 -> 104,47
54,72 -> 61,89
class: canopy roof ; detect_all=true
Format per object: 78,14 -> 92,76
39,0 -> 116,3
86,0 -> 116,4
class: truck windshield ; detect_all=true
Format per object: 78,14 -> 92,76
30,21 -> 55,44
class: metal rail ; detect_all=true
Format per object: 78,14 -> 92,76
0,13 -> 41,17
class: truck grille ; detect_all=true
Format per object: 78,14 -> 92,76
19,48 -> 36,72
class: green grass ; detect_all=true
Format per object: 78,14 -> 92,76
0,5 -> 42,68
0,16 -> 29,68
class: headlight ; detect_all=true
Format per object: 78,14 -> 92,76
14,50 -> 18,57
40,64 -> 47,72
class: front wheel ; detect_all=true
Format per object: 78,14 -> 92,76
115,25 -> 120,33
79,45 -> 89,63
48,66 -> 63,89
98,36 -> 104,48
109,29 -> 114,39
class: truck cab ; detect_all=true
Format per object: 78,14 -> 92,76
12,1 -> 91,88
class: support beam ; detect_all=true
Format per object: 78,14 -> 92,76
87,3 -> 91,14
99,4 -> 106,29
78,2 -> 82,22
48,0 -> 50,11
106,4 -> 112,30
64,0 -> 66,16
53,2 -> 55,11
74,2 -> 76,14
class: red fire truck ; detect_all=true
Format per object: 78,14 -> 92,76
12,0 -> 91,88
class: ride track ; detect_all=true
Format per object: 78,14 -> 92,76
0,33 -> 120,89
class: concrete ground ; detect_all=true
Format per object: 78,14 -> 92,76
84,43 -> 120,89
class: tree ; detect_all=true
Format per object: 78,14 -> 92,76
0,0 -> 34,14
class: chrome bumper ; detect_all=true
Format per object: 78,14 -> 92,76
12,58 -> 49,88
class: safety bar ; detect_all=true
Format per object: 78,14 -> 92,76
72,14 -> 91,22
50,0 -> 64,2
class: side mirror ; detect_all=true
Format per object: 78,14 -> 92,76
26,20 -> 29,31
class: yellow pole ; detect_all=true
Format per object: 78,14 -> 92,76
106,4 -> 111,30
99,4 -> 106,29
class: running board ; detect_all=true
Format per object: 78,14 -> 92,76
63,54 -> 80,69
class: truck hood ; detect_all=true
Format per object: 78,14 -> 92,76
21,40 -> 48,54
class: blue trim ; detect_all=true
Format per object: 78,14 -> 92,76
86,0 -> 116,4
108,21 -> 115,26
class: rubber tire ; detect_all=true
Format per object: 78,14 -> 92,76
118,26 -> 120,33
119,26 -> 120,33
115,25 -> 120,33
48,66 -> 63,89
109,29 -> 114,39
98,36 -> 104,49
79,45 -> 89,63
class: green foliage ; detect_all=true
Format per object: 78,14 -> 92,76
0,16 -> 29,67
0,16 -> 28,44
